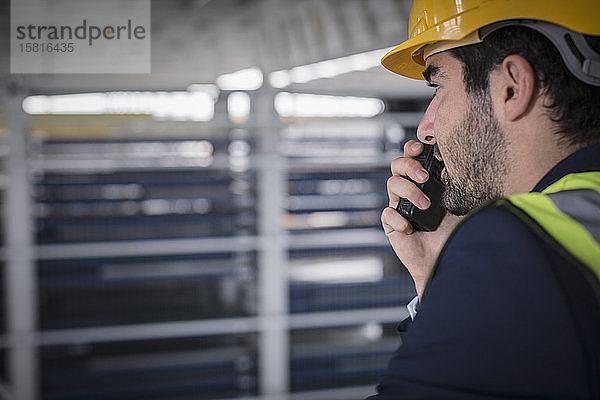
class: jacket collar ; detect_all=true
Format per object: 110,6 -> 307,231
532,142 -> 600,193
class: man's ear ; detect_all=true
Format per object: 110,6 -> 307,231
500,54 -> 536,121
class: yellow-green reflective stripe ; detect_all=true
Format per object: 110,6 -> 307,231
508,193 -> 600,280
542,171 -> 600,194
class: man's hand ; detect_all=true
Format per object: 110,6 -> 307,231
381,140 -> 462,298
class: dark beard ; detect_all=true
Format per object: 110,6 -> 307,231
440,94 -> 509,216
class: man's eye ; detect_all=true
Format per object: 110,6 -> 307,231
428,83 -> 440,97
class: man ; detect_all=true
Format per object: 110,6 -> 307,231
372,0 -> 600,398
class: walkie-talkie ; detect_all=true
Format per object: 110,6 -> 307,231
396,143 -> 445,231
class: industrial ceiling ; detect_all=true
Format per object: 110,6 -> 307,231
1,0 -> 432,98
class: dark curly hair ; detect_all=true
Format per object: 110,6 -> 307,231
450,26 -> 600,147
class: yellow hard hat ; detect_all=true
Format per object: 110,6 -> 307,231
382,0 -> 600,83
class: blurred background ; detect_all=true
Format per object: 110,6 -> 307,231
0,0 -> 434,399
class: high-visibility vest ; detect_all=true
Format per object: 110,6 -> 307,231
499,171 -> 600,283
497,170 -> 600,397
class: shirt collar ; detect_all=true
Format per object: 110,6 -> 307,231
532,142 -> 600,193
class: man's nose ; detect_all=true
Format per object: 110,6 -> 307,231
417,97 -> 436,144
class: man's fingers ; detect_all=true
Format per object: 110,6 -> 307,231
404,139 -> 424,157
390,155 -> 429,184
381,206 -> 413,235
387,175 -> 431,210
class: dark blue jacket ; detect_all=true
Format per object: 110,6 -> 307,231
369,143 -> 600,399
